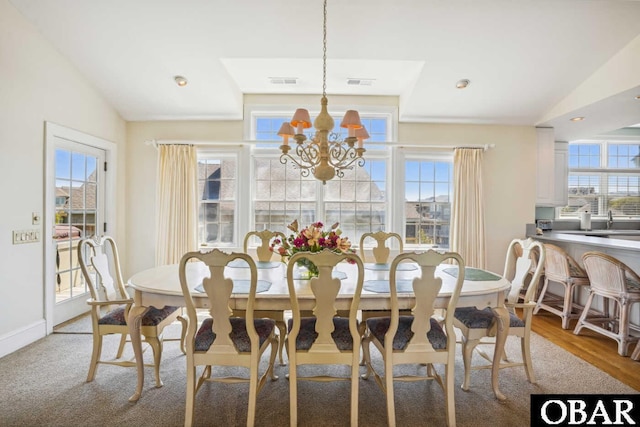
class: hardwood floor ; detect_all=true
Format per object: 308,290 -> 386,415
531,311 -> 640,391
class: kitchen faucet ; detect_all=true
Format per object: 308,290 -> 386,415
607,210 -> 613,229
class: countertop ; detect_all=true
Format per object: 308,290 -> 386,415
529,230 -> 640,251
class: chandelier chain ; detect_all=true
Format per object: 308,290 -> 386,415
322,0 -> 327,98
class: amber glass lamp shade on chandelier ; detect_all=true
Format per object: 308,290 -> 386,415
277,0 -> 369,184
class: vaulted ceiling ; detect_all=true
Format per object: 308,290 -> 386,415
10,0 -> 640,141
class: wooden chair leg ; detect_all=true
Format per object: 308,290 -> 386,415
460,336 -> 479,391
521,330 -> 536,383
384,355 -> 396,427
86,333 -> 103,382
177,315 -> 188,355
184,358 -> 196,427
116,334 -> 127,358
146,336 -> 164,388
275,320 -> 287,365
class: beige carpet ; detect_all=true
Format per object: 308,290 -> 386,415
0,316 -> 635,427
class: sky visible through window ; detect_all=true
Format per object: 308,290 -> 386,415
55,150 -> 97,186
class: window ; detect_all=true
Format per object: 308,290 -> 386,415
197,154 -> 237,246
196,109 -> 454,250
404,159 -> 453,249
251,149 -> 387,246
560,141 -> 640,219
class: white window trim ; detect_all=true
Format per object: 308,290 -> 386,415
244,104 -> 398,143
197,145 -> 249,249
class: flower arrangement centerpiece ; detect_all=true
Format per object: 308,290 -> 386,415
269,220 -> 355,278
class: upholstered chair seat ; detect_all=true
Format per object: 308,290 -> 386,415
194,317 -> 276,352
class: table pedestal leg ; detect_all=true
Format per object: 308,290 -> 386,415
128,304 -> 150,402
491,306 -> 509,401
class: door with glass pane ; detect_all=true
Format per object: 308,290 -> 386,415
52,142 -> 105,325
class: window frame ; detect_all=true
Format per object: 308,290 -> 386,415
559,139 -> 640,220
196,107 -> 454,251
394,148 -> 454,250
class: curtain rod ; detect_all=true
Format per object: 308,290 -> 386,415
146,139 -> 495,151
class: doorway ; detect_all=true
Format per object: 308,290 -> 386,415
45,123 -> 116,328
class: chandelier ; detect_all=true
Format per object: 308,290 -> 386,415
277,0 -> 368,184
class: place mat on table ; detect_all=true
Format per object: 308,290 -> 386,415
364,262 -> 418,271
442,266 -> 501,281
363,279 -> 414,293
291,270 -> 348,280
227,259 -> 282,269
195,279 -> 272,294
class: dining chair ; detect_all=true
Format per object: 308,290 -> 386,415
243,229 -> 286,263
358,230 -> 403,264
241,230 -> 288,365
453,237 -> 546,390
285,249 -> 364,427
77,235 -> 186,385
361,250 -> 465,427
358,231 -> 405,362
534,243 -> 590,329
574,251 -> 640,356
179,249 -> 278,427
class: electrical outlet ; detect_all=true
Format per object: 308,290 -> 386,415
12,229 -> 40,244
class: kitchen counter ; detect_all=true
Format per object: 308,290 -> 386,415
531,231 -> 640,251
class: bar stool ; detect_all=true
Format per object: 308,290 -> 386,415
534,244 -> 590,329
574,251 -> 640,356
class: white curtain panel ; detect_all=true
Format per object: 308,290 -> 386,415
155,144 -> 198,266
451,148 -> 486,269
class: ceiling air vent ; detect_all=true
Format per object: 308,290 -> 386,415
347,78 -> 375,86
269,77 -> 298,85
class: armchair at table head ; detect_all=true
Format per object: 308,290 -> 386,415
574,251 -> 640,357
453,237 -> 546,391
285,248 -> 364,427
179,248 -> 278,427
362,250 -> 465,427
77,235 -> 185,385
359,231 -> 403,264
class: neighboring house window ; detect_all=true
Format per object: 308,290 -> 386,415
197,154 -> 237,246
404,158 -> 453,248
559,141 -> 640,219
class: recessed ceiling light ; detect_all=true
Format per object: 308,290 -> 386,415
456,79 -> 470,89
570,116 -> 585,122
174,75 -> 188,87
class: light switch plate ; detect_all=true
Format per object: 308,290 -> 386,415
12,229 -> 40,244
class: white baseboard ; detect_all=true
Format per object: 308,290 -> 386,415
0,320 -> 47,359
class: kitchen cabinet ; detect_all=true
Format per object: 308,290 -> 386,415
536,127 -> 568,206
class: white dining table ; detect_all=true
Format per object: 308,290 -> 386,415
126,260 -> 512,402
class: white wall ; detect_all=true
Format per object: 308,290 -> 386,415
125,117 -> 536,279
0,0 -> 126,355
